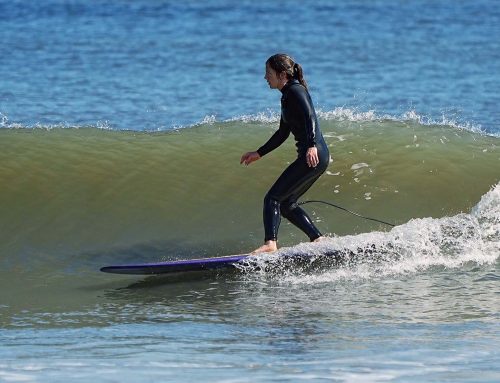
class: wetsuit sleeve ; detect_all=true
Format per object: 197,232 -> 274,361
291,88 -> 317,148
256,117 -> 291,157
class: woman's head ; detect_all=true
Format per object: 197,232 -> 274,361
265,53 -> 308,91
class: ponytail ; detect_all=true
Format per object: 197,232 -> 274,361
293,63 -> 308,91
266,53 -> 309,91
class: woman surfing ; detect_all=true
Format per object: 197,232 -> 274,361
241,53 -> 330,254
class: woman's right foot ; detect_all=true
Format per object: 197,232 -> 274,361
313,236 -> 328,243
250,241 -> 278,255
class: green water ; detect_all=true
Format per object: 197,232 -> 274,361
1,120 -> 497,259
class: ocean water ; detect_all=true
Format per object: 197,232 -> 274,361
1,0 -> 499,382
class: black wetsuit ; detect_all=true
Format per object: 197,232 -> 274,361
257,79 -> 330,242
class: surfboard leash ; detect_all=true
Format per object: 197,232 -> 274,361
298,200 -> 396,227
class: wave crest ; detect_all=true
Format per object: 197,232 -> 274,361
0,108 -> 495,136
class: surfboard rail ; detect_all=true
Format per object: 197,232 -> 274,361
100,254 -> 250,275
100,247 -> 375,275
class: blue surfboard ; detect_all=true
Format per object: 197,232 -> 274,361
100,253 -> 252,275
99,248 -> 359,275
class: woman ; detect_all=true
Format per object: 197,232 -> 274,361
240,53 -> 330,254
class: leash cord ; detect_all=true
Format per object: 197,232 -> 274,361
298,200 -> 395,227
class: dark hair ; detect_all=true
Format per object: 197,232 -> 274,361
266,53 -> 308,91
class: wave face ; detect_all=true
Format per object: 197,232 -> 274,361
1,118 -> 498,266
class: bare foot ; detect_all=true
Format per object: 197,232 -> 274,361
250,240 -> 278,255
313,236 -> 328,243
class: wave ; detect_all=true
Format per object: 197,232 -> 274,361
0,114 -> 498,272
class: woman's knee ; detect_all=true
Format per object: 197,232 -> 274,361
264,192 -> 280,209
280,200 -> 298,218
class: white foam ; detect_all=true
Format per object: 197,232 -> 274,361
316,107 -> 493,136
197,114 -> 217,125
239,183 -> 500,285
227,110 -> 280,124
317,107 -> 379,122
472,182 -> 500,252
0,117 -> 113,131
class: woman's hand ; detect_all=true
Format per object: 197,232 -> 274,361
306,146 -> 319,168
240,151 -> 261,166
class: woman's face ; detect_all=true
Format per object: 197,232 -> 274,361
264,63 -> 285,89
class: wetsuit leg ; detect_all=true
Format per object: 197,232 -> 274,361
263,146 -> 329,242
280,177 -> 323,241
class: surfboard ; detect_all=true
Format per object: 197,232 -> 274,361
100,253 -> 252,275
99,248 -> 355,275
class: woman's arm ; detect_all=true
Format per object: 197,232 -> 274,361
256,117 -> 290,157
240,119 -> 290,166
